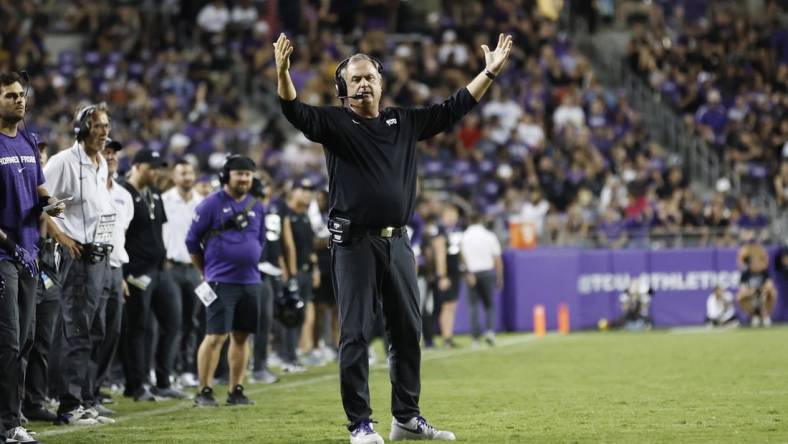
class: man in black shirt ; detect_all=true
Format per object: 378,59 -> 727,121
274,31 -> 513,443
280,179 -> 319,370
120,150 -> 186,401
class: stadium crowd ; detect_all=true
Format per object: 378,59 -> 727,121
626,0 -> 788,200
0,0 -> 784,442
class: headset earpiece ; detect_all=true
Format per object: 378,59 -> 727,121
74,105 -> 96,141
334,55 -> 383,99
220,154 -> 245,185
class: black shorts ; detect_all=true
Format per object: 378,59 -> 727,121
205,283 -> 261,334
435,275 -> 461,303
314,272 -> 335,305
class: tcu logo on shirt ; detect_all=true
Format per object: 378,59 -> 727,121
386,118 -> 397,127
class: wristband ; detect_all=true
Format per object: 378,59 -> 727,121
484,69 -> 496,80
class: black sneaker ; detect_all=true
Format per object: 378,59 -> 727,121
194,387 -> 219,407
226,385 -> 255,406
22,406 -> 57,422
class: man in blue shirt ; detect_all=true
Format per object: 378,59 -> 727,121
186,155 -> 265,407
0,71 -> 63,443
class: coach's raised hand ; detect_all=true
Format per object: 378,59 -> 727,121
467,33 -> 514,101
273,32 -> 296,100
483,33 -> 513,75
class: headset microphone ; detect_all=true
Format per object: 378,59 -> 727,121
337,92 -> 369,100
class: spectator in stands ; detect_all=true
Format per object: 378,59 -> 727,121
597,206 -> 628,249
705,286 -> 738,328
519,187 -> 550,240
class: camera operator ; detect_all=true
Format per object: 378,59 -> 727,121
187,155 -> 266,406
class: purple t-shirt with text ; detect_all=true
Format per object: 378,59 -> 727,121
185,190 -> 265,284
0,132 -> 43,261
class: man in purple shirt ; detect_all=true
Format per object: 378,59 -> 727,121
186,155 -> 265,407
0,71 -> 62,443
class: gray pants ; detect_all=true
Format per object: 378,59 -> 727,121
83,266 -> 124,405
0,260 -> 37,434
55,251 -> 109,414
468,270 -> 496,339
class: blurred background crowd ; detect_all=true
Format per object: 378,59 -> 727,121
1,0 -> 785,250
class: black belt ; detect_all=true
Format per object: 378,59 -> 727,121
350,226 -> 406,238
168,260 -> 194,267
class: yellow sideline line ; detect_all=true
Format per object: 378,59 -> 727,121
38,333 -> 548,437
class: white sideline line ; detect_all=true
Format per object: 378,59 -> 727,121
38,334 -> 545,437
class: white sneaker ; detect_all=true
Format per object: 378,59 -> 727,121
281,362 -> 307,374
390,416 -> 455,441
762,316 -> 772,327
179,372 -> 199,388
349,420 -> 384,444
55,407 -> 99,426
6,426 -> 38,443
751,316 -> 762,327
268,353 -> 283,369
84,407 -> 116,424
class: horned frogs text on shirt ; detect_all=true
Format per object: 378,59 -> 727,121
0,155 -> 36,165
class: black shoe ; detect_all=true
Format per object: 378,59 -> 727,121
152,386 -> 191,400
226,385 -> 255,406
22,406 -> 57,422
133,386 -> 157,402
194,387 -> 219,407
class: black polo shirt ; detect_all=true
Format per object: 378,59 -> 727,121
284,203 -> 315,270
121,182 -> 168,276
280,88 -> 477,228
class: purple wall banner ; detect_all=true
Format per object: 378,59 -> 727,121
450,247 -> 787,334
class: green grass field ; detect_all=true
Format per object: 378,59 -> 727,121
34,327 -> 788,443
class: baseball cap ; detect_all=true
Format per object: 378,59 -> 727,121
105,138 -> 123,151
293,178 -> 316,190
224,155 -> 256,172
132,149 -> 167,167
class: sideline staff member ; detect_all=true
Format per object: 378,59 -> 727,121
274,32 -> 513,443
187,155 -> 265,407
44,103 -> 115,425
0,71 -> 61,443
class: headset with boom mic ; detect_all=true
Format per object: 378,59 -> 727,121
334,55 -> 384,100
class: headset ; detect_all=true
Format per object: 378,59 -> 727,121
334,54 -> 384,100
74,104 -> 97,142
218,154 -> 240,185
218,154 -> 255,185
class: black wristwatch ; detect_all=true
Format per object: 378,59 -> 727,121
484,69 -> 496,80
